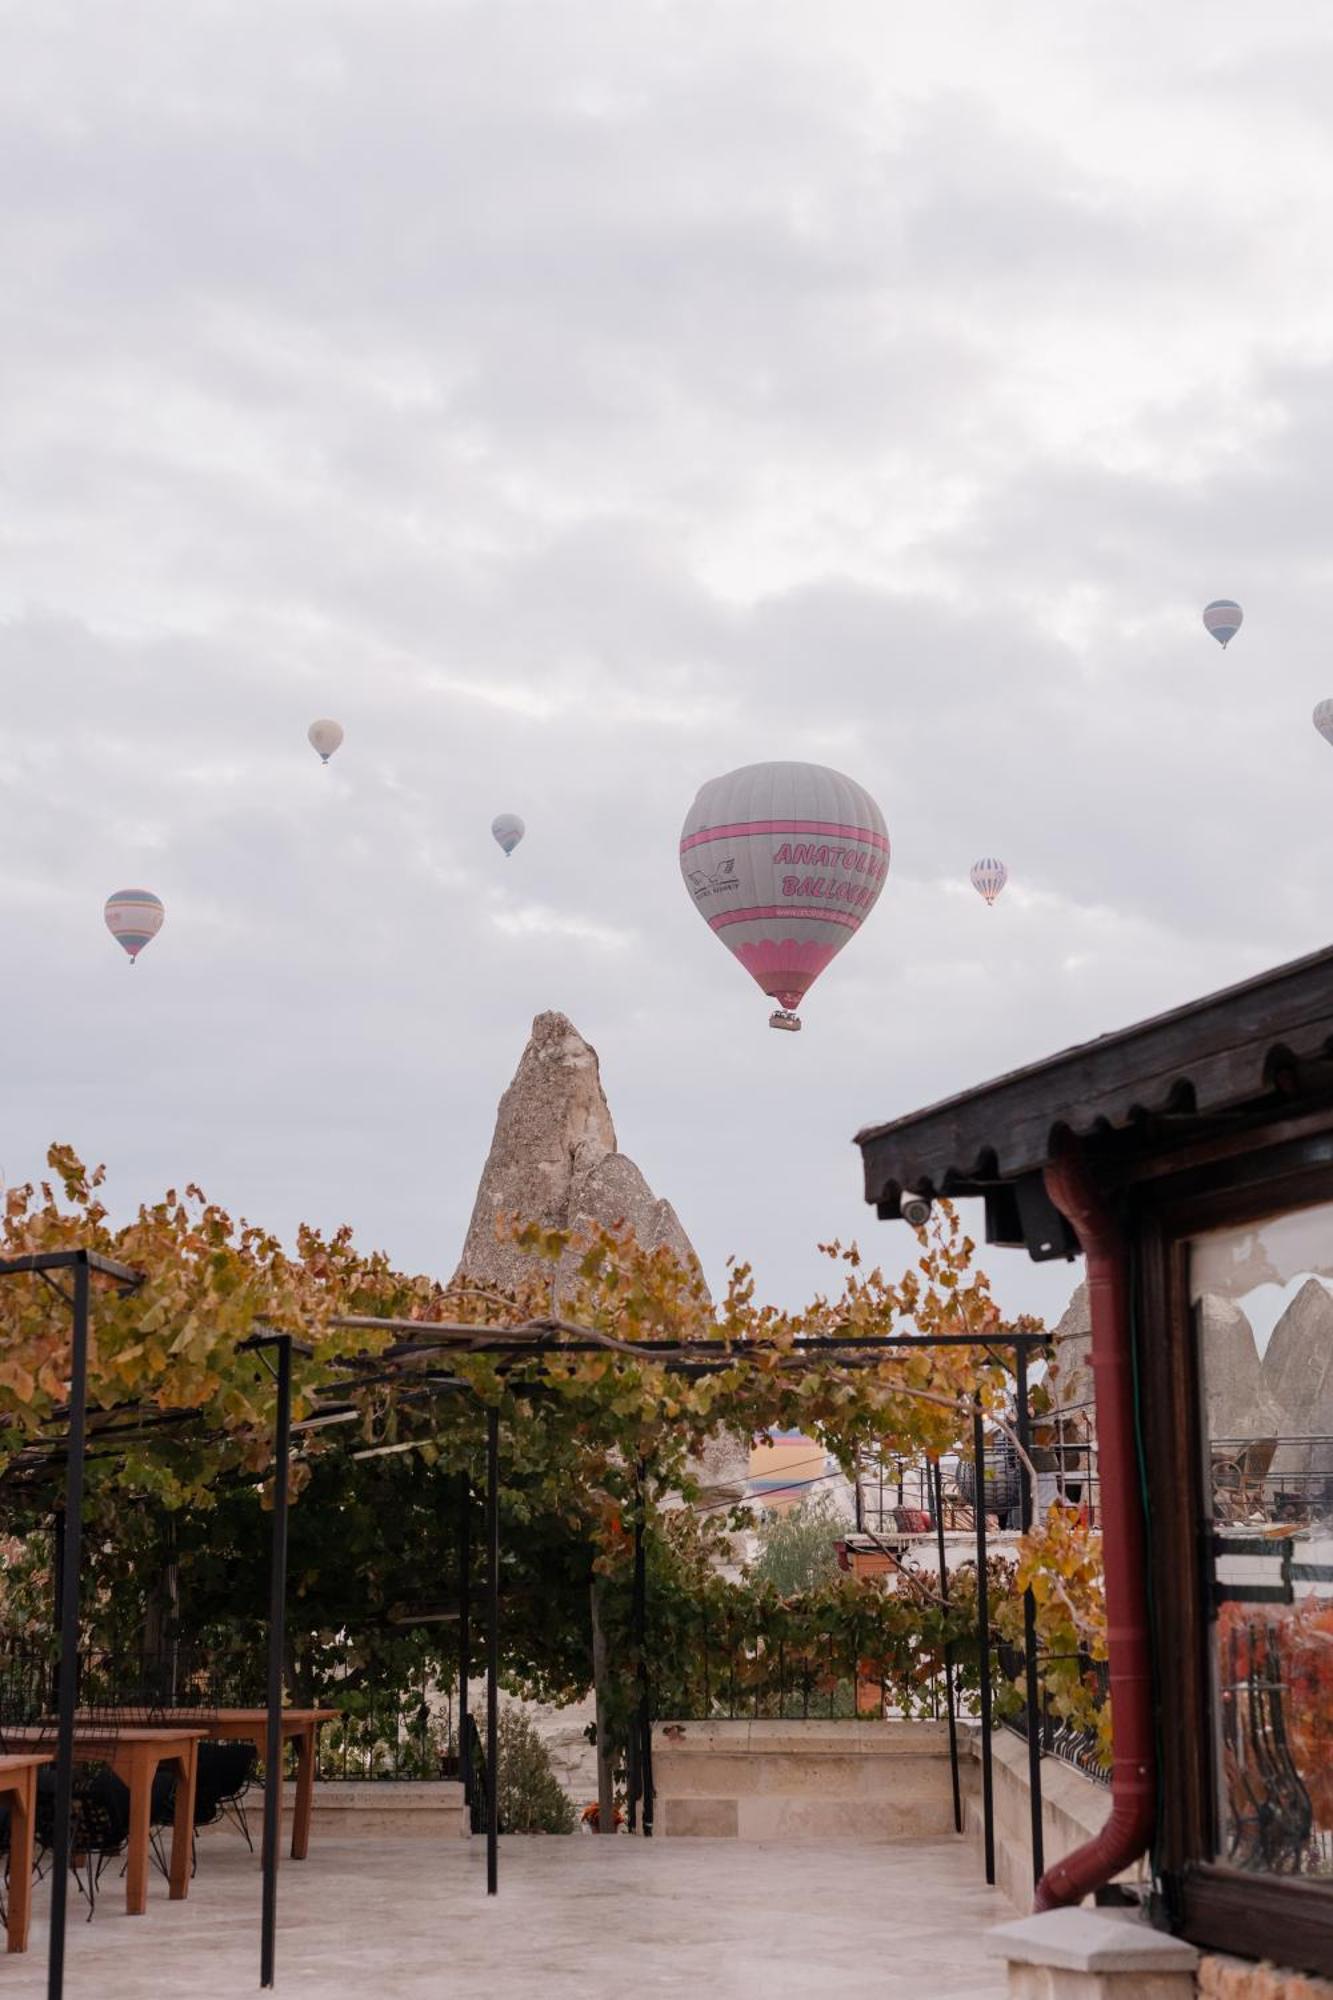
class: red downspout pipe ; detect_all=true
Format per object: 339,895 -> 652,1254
1034,1138 -> 1156,1910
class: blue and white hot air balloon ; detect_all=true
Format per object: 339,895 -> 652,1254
1203,600 -> 1243,649
970,858 -> 1008,907
491,813 -> 525,857
105,889 -> 165,964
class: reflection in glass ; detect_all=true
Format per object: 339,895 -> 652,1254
1192,1202 -> 1333,1877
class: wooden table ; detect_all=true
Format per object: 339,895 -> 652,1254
85,1708 -> 340,1861
6,1726 -> 204,1916
201,1710 -> 339,1861
0,1753 -> 50,1952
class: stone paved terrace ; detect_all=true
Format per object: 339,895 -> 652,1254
7,1833 -> 1013,1999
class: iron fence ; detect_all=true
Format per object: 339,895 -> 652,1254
317,1688 -> 458,1781
994,1639 -> 1110,1787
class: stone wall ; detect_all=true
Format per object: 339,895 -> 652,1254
963,1727 -> 1130,1913
652,1717 -> 960,1840
1198,1958 -> 1333,1999
279,1779 -> 467,1841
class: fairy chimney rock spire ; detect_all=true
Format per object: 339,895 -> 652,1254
452,1011 -> 701,1293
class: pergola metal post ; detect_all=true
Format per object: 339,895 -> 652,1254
1014,1343 -> 1045,1886
50,1506 -> 65,1653
457,1475 -> 471,1817
239,1329 -> 299,1991
47,1256 -> 91,2000
486,1404 -> 499,1896
973,1401 -> 995,1886
931,1457 -> 961,1835
0,1248 -> 141,2000
631,1459 -> 654,1838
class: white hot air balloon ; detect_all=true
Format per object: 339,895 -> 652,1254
1314,700 -> 1333,749
679,761 -> 889,1031
104,889 -> 165,964
492,813 -> 525,856
308,719 -> 344,764
970,858 -> 1008,906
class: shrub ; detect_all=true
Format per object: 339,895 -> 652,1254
496,1706 -> 576,1834
751,1492 -> 845,1595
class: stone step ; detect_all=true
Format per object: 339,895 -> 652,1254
660,1795 -> 959,1840
278,1780 -> 471,1840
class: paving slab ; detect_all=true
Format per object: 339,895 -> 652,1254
6,1829 -> 1013,1999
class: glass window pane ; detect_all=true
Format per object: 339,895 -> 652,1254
1191,1202 -> 1333,1877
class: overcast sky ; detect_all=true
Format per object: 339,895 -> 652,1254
4,0 -> 1333,1328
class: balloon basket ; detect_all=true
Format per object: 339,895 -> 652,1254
768,1009 -> 802,1033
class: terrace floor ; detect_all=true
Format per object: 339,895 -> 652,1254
8,1831 -> 1014,1999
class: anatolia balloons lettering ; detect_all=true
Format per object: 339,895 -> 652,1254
679,761 -> 889,1032
1202,600 -> 1243,649
1314,700 -> 1333,749
308,719 -> 344,764
105,889 -> 165,964
492,813 -> 525,856
970,858 -> 1008,906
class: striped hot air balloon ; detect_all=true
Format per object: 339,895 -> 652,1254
491,813 -> 525,856
679,761 -> 889,1031
970,858 -> 1008,906
1203,600 -> 1243,648
1314,700 -> 1333,749
104,889 -> 165,963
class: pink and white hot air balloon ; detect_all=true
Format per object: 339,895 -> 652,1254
679,761 -> 889,1031
970,858 -> 1008,906
104,888 -> 165,964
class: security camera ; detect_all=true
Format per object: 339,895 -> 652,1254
901,1193 -> 933,1229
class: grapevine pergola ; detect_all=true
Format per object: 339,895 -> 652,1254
0,1262 -> 1050,1999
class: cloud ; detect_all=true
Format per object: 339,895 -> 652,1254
1,0 -> 1330,1328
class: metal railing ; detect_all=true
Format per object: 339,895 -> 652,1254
994,1640 -> 1110,1787
317,1693 -> 457,1782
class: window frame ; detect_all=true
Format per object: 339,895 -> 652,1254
1134,1131 -> 1333,1974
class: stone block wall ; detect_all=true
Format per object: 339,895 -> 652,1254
963,1727 -> 1130,1912
1198,1957 -> 1333,1999
652,1717 -> 959,1840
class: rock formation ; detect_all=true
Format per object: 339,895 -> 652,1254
453,1010 -> 699,1293
1261,1277 -> 1333,1481
1048,1283 -> 1094,1415
453,1010 -> 749,1514
1196,1295 -> 1282,1445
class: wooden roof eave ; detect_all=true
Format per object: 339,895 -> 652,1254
855,941 -> 1333,1228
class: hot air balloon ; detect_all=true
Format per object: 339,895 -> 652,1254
105,889 -> 164,964
679,761 -> 889,1031
492,813 -> 525,856
1202,600 -> 1243,649
970,858 -> 1008,906
1315,700 -> 1333,749
308,719 -> 344,763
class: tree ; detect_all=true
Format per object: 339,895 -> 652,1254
0,1145 -> 1102,1756
751,1493 -> 845,1594
495,1706 -> 576,1834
